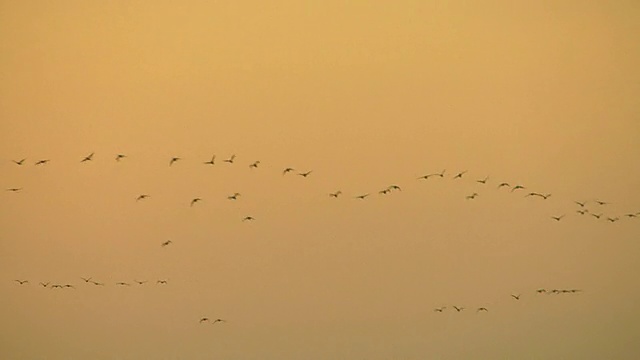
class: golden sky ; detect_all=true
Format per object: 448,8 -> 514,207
1,1 -> 639,359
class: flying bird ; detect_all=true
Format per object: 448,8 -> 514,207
199,318 -> 210,323
434,307 -> 446,312
212,319 -> 226,324
590,213 -> 602,219
511,294 -> 521,300
536,289 -> 547,294
81,152 -> 94,162
329,191 -> 342,198
453,171 -> 467,179
39,282 -> 50,287
134,280 -> 148,285
282,167 -> 295,175
575,201 -> 587,207
242,216 -> 255,222
466,193 -> 479,200
576,209 -> 588,215
63,284 -> 75,289
12,158 -> 26,165
169,157 -> 181,166
161,240 -> 172,247
136,194 -> 150,201
223,155 -> 236,163
452,306 -> 464,312
190,198 -> 202,207
116,282 -> 130,286
115,154 -> 127,161
477,307 -> 489,312
476,176 -> 489,184
595,200 -> 609,205
227,193 -> 241,200
387,185 -> 401,191
203,155 -> 216,165
511,185 -> 525,192
90,281 -> 104,286
35,159 -> 50,165
606,217 -> 619,223
526,192 -> 550,199
355,194 -> 369,200
249,161 -> 260,168
298,171 -> 313,177
624,213 -> 638,218
6,188 -> 22,192
551,215 -> 565,221
14,280 -> 28,285
157,280 -> 168,285
81,277 -> 92,283
378,189 -> 390,195
497,182 -> 510,189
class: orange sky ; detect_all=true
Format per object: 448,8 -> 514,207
1,1 -> 640,359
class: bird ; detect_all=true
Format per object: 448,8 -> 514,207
453,171 -> 467,179
477,307 -> 489,312
329,191 -> 342,198
136,194 -> 150,201
81,277 -> 92,283
434,307 -> 446,312
6,188 -> 22,192
387,185 -> 401,191
199,318 -> 210,323
497,182 -> 510,189
90,281 -> 104,286
50,284 -> 64,289
606,217 -> 619,223
624,213 -> 638,218
590,213 -> 602,219
575,201 -> 587,207
511,294 -> 521,300
14,280 -> 28,285
212,319 -> 226,325
536,289 -> 547,294
39,282 -> 50,287
282,167 -> 295,175
378,189 -> 390,195
116,282 -> 130,286
576,210 -> 588,215
169,157 -> 181,166
249,161 -> 260,168
115,154 -> 127,161
223,155 -> 236,163
511,185 -> 525,192
157,280 -> 168,285
227,193 -> 241,200
355,194 -> 369,200
526,192 -> 550,199
203,155 -> 216,165
134,280 -> 148,285
298,171 -> 313,177
551,215 -> 565,221
161,240 -> 172,247
242,216 -> 255,222
595,200 -> 609,205
476,176 -> 489,184
466,193 -> 479,200
81,152 -> 94,162
12,158 -> 26,165
63,284 -> 75,289
34,159 -> 50,165
452,306 -> 464,312
190,198 -> 202,207
436,169 -> 446,178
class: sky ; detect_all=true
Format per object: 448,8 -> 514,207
1,1 -> 639,359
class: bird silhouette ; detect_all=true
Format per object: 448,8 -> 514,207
452,306 -> 464,312
511,294 -> 521,300
329,191 -> 342,198
624,213 -> 638,218
590,213 -> 602,219
575,201 -> 587,207
14,280 -> 28,285
51,284 -> 64,289
477,307 -> 489,312
476,176 -> 489,184
526,192 -> 550,199
242,216 -> 255,222
6,188 -> 22,192
227,193 -> 241,200
298,171 -> 312,177
511,185 -> 525,192
190,198 -> 202,207
536,289 -> 547,294
157,280 -> 168,285
169,157 -> 181,166
606,217 -> 619,223
12,158 -> 26,165
63,284 -> 75,289
81,152 -> 94,162
378,189 -> 390,195
282,167 -> 295,175
551,215 -> 565,221
90,281 -> 105,286
199,318 -> 210,323
223,155 -> 236,163
212,319 -> 226,324
576,209 -> 588,215
595,200 -> 609,205
453,171 -> 467,179
134,280 -> 148,285
39,282 -> 50,287
136,194 -> 150,201
115,154 -> 127,161
161,240 -> 172,247
434,307 -> 446,312
355,194 -> 369,200
203,155 -> 216,165
249,161 -> 260,168
497,182 -> 510,189
116,282 -> 130,286
81,277 -> 92,283
387,185 -> 401,191
466,193 -> 479,200
35,159 -> 50,165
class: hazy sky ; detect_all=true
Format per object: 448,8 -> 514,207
1,1 -> 639,359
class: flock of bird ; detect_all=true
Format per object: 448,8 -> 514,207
5,151 -> 639,324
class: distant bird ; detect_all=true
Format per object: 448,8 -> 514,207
576,210 -> 588,215
90,281 -> 104,286
329,191 -> 342,198
212,319 -> 226,324
624,213 -> 638,218
34,159 -> 50,165
203,155 -> 216,165
134,280 -> 148,285
115,154 -> 127,162
282,167 -> 295,175
161,240 -> 172,247
190,198 -> 202,207
136,194 -> 150,201
568,289 -> 582,293
14,280 -> 28,285
575,201 -> 587,207
116,282 -> 130,286
199,318 -> 209,323
157,280 -> 168,285
418,171 -> 444,180
81,277 -> 92,283
223,155 -> 236,164
227,193 -> 241,200
526,192 -> 550,199
169,157 -> 181,166
536,289 -> 547,294
298,171 -> 313,177
590,213 -> 602,219
249,161 -> 260,168
355,194 -> 369,200
477,307 -> 488,312
452,306 -> 464,312
12,158 -> 26,165
466,193 -> 479,200
436,169 -> 446,178
81,152 -> 94,162
378,189 -> 390,195
511,294 -> 521,300
39,282 -> 50,287
476,176 -> 489,184
511,185 -> 525,192
453,171 -> 467,179
63,284 -> 75,289
551,215 -> 565,221
595,200 -> 609,205
51,284 -> 64,289
242,216 -> 255,222
6,188 -> 22,192
388,185 -> 401,191
606,217 -> 619,223
497,182 -> 510,189
434,307 -> 446,312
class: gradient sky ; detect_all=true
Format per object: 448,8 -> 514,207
1,1 -> 640,359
